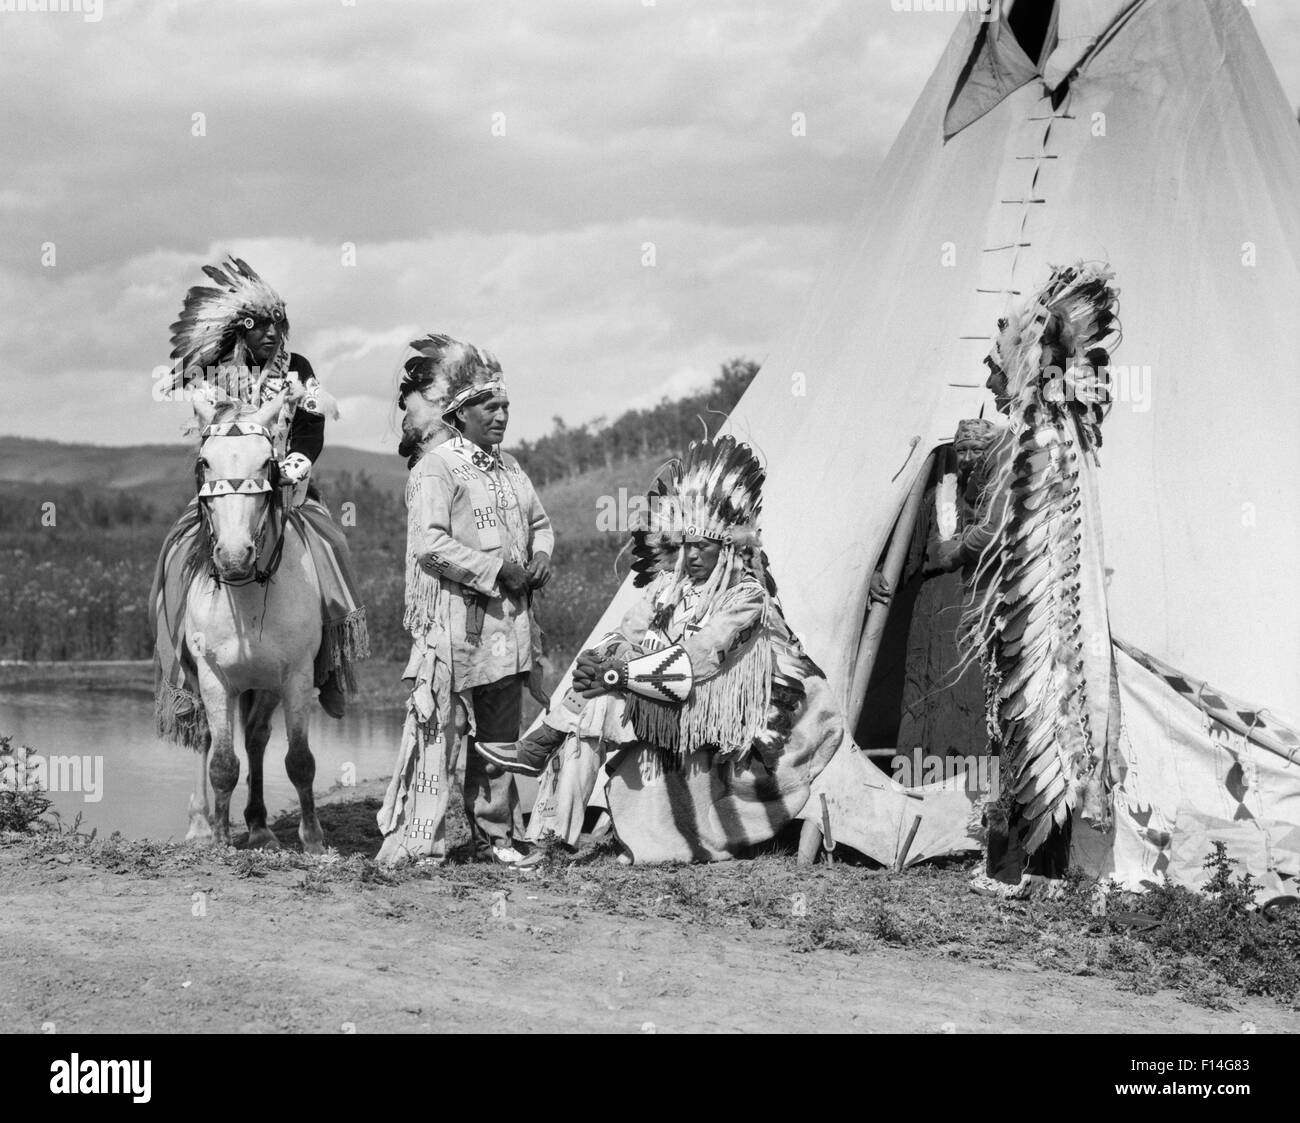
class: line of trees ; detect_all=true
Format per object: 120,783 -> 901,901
0,485 -> 161,531
509,358 -> 758,487
0,357 -> 761,663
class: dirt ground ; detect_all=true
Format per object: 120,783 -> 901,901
2,781 -> 1297,1035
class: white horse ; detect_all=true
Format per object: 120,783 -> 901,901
183,396 -> 325,853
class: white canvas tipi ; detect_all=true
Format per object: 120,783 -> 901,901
534,0 -> 1300,894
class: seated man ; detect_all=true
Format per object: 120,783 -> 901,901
477,435 -> 843,863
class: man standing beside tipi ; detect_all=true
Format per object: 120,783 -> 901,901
955,263 -> 1123,891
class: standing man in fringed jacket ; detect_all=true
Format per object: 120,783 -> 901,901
378,334 -> 554,867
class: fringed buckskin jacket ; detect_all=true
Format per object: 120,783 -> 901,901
403,436 -> 554,695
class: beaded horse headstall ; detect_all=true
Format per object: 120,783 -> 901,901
193,421 -> 285,585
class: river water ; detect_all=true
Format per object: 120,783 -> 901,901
0,686 -> 535,842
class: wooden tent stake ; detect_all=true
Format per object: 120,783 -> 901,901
895,814 -> 923,873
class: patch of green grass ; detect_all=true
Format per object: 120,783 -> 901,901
296,866 -> 333,896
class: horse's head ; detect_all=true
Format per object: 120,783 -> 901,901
193,395 -> 282,582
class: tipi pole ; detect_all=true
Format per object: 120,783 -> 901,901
847,449 -> 935,730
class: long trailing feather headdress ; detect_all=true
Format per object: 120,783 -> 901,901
962,261 -> 1122,855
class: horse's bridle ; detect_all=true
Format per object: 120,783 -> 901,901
196,421 -> 288,586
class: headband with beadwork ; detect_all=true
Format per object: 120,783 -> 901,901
200,421 -> 274,441
443,377 -> 508,417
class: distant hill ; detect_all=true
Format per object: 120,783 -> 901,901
0,435 -> 410,511
0,356 -> 758,506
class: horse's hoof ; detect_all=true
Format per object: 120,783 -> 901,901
300,817 -> 325,857
186,821 -> 215,845
247,827 -> 281,851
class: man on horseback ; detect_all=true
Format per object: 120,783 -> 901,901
151,257 -> 369,757
377,334 -> 554,867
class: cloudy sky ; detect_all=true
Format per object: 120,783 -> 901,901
3,0 -> 1299,453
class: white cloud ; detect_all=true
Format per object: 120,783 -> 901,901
1,0 -> 1296,457
330,394 -> 401,456
1,218 -> 832,448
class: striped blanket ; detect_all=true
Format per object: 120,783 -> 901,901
527,608 -> 845,862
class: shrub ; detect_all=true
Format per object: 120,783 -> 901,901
1130,843 -> 1300,1004
0,734 -> 53,833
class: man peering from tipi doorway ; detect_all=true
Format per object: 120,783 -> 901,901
863,418 -> 998,764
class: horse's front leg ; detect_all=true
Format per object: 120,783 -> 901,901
196,664 -> 239,846
186,729 -> 214,844
242,689 -> 281,850
282,668 -> 324,855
